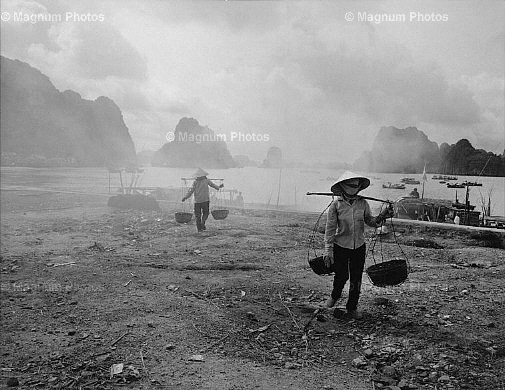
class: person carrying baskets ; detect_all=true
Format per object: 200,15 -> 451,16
324,171 -> 393,319
182,168 -> 224,232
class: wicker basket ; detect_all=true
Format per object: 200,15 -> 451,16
366,259 -> 408,287
308,256 -> 333,275
175,212 -> 193,223
211,209 -> 229,220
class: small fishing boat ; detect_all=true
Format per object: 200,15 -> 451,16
401,177 -> 420,184
433,175 -> 458,181
383,182 -> 406,189
462,181 -> 482,187
447,183 -> 465,189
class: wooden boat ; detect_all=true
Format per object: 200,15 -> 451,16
447,183 -> 465,189
395,197 -> 480,226
383,182 -> 406,189
401,177 -> 420,184
462,181 -> 482,187
433,175 -> 458,181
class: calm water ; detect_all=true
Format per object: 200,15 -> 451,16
1,167 -> 504,216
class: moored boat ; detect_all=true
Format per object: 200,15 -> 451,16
383,182 -> 406,189
462,181 -> 482,187
394,196 -> 480,226
432,175 -> 458,181
401,177 -> 420,184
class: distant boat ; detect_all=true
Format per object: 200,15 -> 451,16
447,183 -> 465,189
383,182 -> 406,189
462,181 -> 482,187
432,175 -> 458,181
401,177 -> 420,184
439,181 -> 446,184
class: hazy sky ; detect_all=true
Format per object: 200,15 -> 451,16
1,0 -> 503,163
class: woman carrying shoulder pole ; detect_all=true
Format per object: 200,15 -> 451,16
324,171 -> 394,319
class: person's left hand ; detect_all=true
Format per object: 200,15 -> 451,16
219,184 -> 224,188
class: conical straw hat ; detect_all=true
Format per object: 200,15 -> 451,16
192,168 -> 209,178
330,171 -> 370,195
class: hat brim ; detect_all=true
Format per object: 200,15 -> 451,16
331,178 -> 370,195
192,168 -> 209,178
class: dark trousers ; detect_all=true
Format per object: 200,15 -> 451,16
331,244 -> 366,311
194,201 -> 210,231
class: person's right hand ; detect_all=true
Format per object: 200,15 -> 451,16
181,197 -> 186,202
324,252 -> 334,268
382,205 -> 394,219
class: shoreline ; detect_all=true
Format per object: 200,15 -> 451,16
2,185 -> 504,237
1,165 -> 504,217
2,164 -> 505,178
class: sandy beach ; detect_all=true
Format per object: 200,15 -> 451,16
1,180 -> 504,390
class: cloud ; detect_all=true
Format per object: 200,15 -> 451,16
0,1 -> 59,55
26,22 -> 147,81
144,1 -> 284,33
461,73 -> 505,152
1,0 -> 503,160
292,43 -> 481,128
69,23 -> 146,80
1,0 -> 146,81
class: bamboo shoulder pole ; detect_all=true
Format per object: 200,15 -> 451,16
306,192 -> 394,204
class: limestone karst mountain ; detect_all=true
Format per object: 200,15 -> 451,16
353,126 -> 504,176
151,117 -> 237,168
1,56 -> 136,167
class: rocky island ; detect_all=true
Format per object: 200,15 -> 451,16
0,56 -> 136,167
151,117 -> 237,168
353,126 -> 504,176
